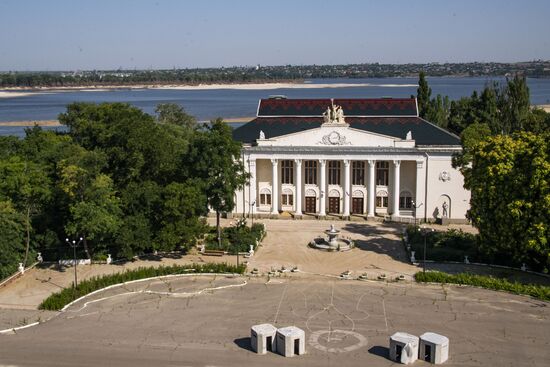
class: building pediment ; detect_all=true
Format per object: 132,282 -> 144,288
256,125 -> 415,148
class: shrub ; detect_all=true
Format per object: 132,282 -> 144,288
205,220 -> 265,254
415,271 -> 550,301
39,262 -> 245,311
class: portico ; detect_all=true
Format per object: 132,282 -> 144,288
247,154 -> 423,220
232,97 -> 470,223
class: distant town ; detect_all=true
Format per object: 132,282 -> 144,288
1,60 -> 549,88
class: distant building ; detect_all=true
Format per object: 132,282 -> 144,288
231,97 -> 469,223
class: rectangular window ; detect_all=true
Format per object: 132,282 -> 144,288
260,194 -> 271,205
376,196 -> 388,208
304,160 -> 317,185
281,160 -> 294,184
282,194 -> 294,206
328,161 -> 341,185
352,161 -> 365,185
399,196 -> 413,209
376,161 -> 389,186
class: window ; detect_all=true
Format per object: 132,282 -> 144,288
328,161 -> 341,185
352,161 -> 365,185
399,191 -> 413,209
376,161 -> 389,186
376,190 -> 388,208
282,194 -> 293,206
281,160 -> 294,184
304,160 -> 317,185
260,193 -> 271,205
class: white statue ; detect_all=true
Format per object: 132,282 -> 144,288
259,130 -> 265,140
37,252 -> 43,263
333,105 -> 345,123
106,254 -> 112,264
323,106 -> 331,123
406,130 -> 412,140
18,263 -> 25,274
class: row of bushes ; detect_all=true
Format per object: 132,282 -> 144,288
415,271 -> 550,301
405,226 -> 479,263
206,220 -> 266,254
39,262 -> 245,311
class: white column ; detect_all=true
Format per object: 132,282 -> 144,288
271,158 -> 279,215
392,160 -> 401,217
343,160 -> 350,217
319,159 -> 326,216
248,158 -> 257,218
415,159 -> 426,222
294,159 -> 302,215
368,160 -> 376,217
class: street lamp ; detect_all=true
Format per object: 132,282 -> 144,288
66,237 -> 83,290
411,200 -> 423,228
420,227 -> 434,273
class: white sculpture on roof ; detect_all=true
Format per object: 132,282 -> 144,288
322,104 -> 346,124
259,130 -> 265,140
406,130 -> 412,140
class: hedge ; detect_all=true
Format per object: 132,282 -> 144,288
39,262 -> 245,311
415,271 -> 550,301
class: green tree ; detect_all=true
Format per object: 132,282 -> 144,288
0,157 -> 52,266
58,149 -> 121,259
463,132 -> 550,271
0,201 -> 26,278
190,119 -> 248,246
155,103 -> 197,130
497,74 -> 531,134
417,71 -> 431,118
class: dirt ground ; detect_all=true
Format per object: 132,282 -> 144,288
0,274 -> 548,366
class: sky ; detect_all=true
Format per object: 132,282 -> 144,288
1,0 -> 549,71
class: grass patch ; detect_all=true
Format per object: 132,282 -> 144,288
39,262 -> 245,311
415,271 -> 550,301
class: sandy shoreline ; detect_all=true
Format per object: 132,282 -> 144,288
0,81 -> 418,99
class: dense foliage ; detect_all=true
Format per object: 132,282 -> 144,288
205,220 -> 266,254
39,262 -> 246,311
0,102 -> 248,278
405,226 -> 480,263
463,132 -> 550,272
415,271 -> 550,301
417,73 -> 550,273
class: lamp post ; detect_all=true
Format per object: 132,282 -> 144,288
420,227 -> 434,273
66,237 -> 83,290
411,200 -> 423,228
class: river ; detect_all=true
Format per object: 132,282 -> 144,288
1,77 -> 549,137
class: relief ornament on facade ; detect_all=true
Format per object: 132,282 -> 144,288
439,170 -> 451,182
320,131 -> 351,146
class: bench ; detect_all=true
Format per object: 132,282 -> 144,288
203,250 -> 225,257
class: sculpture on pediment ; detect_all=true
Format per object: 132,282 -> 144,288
259,130 -> 265,140
322,104 -> 346,124
406,130 -> 412,140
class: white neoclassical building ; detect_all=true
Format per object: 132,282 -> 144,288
232,97 -> 470,223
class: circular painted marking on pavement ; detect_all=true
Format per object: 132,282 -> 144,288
308,329 -> 368,353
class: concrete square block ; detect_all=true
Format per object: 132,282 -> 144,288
250,323 -> 277,354
276,326 -> 305,357
420,332 -> 449,364
389,332 -> 419,364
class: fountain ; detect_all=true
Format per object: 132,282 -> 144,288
309,224 -> 354,252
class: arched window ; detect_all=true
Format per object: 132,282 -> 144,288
399,191 -> 413,209
259,188 -> 271,205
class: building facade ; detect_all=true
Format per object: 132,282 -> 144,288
231,97 -> 470,223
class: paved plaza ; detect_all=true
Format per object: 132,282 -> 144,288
0,219 -> 548,366
1,274 -> 549,366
